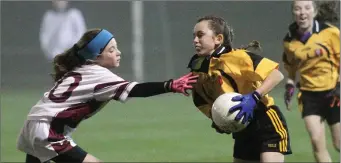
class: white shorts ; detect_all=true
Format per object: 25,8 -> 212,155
16,120 -> 77,162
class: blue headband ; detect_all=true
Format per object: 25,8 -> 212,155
78,29 -> 114,60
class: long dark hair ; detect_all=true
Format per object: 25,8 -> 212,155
314,1 -> 339,24
197,15 -> 261,52
52,28 -> 102,81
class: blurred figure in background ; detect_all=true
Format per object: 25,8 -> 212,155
282,1 -> 340,162
40,0 -> 86,62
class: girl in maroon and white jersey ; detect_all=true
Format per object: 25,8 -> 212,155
17,28 -> 197,163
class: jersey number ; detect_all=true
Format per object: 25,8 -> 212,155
48,72 -> 82,103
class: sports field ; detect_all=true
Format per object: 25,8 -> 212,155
1,88 -> 339,162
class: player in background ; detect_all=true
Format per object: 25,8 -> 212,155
282,1 -> 340,162
17,28 -> 198,163
40,0 -> 86,62
188,15 -> 292,162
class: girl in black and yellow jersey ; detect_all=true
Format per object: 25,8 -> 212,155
282,1 -> 340,162
188,15 -> 292,162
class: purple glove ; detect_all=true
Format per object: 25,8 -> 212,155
229,91 -> 261,124
284,83 -> 295,109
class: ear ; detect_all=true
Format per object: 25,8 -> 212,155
215,34 -> 224,45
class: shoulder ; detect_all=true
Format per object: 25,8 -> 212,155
68,8 -> 84,17
42,10 -> 55,19
77,64 -> 123,80
320,22 -> 340,36
283,22 -> 297,42
220,49 -> 253,60
219,49 -> 261,66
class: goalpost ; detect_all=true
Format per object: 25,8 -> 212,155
131,1 -> 144,82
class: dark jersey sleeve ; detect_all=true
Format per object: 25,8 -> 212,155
128,82 -> 168,97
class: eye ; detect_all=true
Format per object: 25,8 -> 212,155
197,33 -> 204,38
293,6 -> 300,11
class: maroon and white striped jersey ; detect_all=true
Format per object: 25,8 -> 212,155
27,64 -> 137,123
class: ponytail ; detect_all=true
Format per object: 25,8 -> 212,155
240,40 -> 262,52
51,45 -> 85,81
50,28 -> 102,82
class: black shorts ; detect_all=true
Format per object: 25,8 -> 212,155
300,90 -> 340,125
232,104 -> 292,161
25,146 -> 87,163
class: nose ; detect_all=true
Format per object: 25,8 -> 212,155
193,36 -> 199,44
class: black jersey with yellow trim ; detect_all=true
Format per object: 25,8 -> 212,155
188,46 -> 278,116
282,20 -> 340,91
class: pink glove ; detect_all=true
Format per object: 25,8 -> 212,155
165,73 -> 198,96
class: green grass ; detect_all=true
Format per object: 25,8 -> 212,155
1,88 -> 339,162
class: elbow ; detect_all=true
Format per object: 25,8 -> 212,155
278,70 -> 284,82
272,69 -> 284,83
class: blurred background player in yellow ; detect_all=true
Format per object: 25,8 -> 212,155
39,0 -> 86,62
282,1 -> 340,162
188,15 -> 292,162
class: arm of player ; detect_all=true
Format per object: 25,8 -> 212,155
128,72 -> 198,97
327,28 -> 340,107
255,69 -> 284,96
228,53 -> 283,124
282,49 -> 298,110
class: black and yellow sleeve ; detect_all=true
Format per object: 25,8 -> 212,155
218,50 -> 278,82
192,90 -> 212,119
329,26 -> 340,75
282,41 -> 298,80
245,51 -> 279,81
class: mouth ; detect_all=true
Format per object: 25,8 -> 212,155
299,17 -> 307,22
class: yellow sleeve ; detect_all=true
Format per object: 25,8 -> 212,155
330,27 -> 340,74
252,57 -> 279,81
240,51 -> 279,82
282,42 -> 298,80
219,50 -> 278,82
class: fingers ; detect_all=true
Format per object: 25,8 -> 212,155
234,111 -> 244,122
330,96 -> 339,107
284,99 -> 292,111
183,89 -> 190,96
242,115 -> 248,124
185,79 -> 197,84
231,96 -> 243,101
188,75 -> 199,80
229,105 -> 241,113
182,72 -> 195,78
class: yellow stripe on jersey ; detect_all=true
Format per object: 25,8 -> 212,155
266,108 -> 288,152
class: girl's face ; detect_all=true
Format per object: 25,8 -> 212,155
96,38 -> 121,68
193,20 -> 222,56
292,1 -> 317,33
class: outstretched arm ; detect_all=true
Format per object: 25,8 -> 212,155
128,73 -> 198,97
